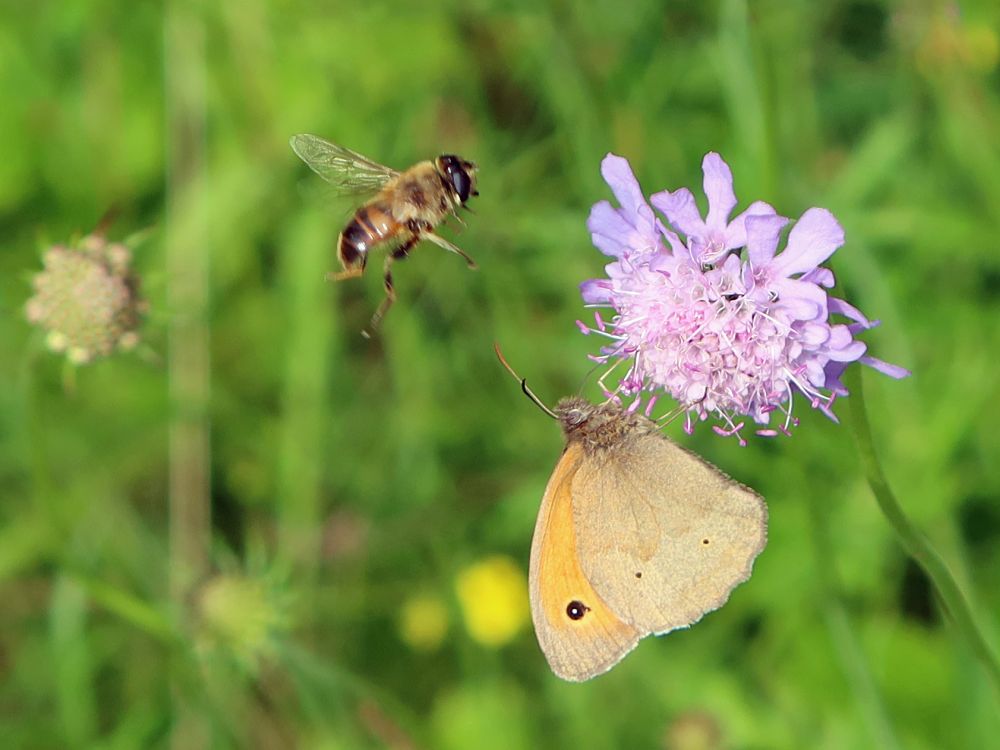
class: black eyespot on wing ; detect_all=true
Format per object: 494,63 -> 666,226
566,600 -> 589,621
635,572 -> 642,579
702,538 -> 710,545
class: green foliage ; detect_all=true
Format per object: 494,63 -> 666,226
2,0 -> 999,747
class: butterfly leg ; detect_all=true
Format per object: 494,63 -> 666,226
361,237 -> 418,338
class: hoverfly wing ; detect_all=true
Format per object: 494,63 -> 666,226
289,134 -> 399,196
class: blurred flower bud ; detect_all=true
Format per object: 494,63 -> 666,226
25,233 -> 146,364
196,573 -> 290,671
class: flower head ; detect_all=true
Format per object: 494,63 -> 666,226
196,570 -> 292,673
579,153 -> 909,443
25,233 -> 146,364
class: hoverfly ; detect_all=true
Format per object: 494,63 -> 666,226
290,134 -> 479,336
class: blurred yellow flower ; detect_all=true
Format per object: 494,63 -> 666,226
398,593 -> 449,652
455,555 -> 528,648
963,24 -> 999,73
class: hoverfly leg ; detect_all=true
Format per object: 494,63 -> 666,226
423,230 -> 478,270
328,250 -> 366,282
327,266 -> 365,282
361,237 -> 418,338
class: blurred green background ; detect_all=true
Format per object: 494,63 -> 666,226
2,0 -> 1000,747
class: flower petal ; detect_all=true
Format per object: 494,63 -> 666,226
799,322 -> 831,346
823,362 -> 850,396
726,200 -> 777,249
702,153 -> 737,231
774,295 -> 820,321
651,187 -> 706,239
826,324 -> 854,350
770,208 -> 845,278
828,297 -> 873,327
588,202 -> 635,257
600,154 -> 648,221
648,251 -> 686,276
772,278 -> 829,321
804,358 -> 827,387
716,254 -> 745,295
830,341 -> 868,361
825,325 -> 867,361
801,268 -> 835,288
657,221 -> 687,254
860,355 -> 911,379
580,278 -> 614,304
746,214 -> 790,267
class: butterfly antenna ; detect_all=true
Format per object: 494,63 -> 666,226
493,342 -> 558,420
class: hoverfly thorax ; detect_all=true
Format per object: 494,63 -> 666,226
437,155 -> 479,206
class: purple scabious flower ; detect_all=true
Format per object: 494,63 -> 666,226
579,153 -> 909,444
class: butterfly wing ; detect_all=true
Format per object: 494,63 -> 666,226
529,442 -> 641,682
571,433 -> 766,635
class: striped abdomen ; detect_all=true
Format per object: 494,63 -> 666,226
338,202 -> 399,271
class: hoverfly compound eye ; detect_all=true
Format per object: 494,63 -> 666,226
440,154 -> 474,204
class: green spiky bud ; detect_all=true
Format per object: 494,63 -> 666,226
197,573 -> 291,671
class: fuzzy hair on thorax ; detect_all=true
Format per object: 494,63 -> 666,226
554,396 -> 658,453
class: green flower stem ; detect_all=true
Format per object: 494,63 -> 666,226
805,495 -> 900,750
165,0 -> 210,747
845,367 -> 1000,697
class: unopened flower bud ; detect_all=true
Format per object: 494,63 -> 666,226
25,234 -> 146,364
